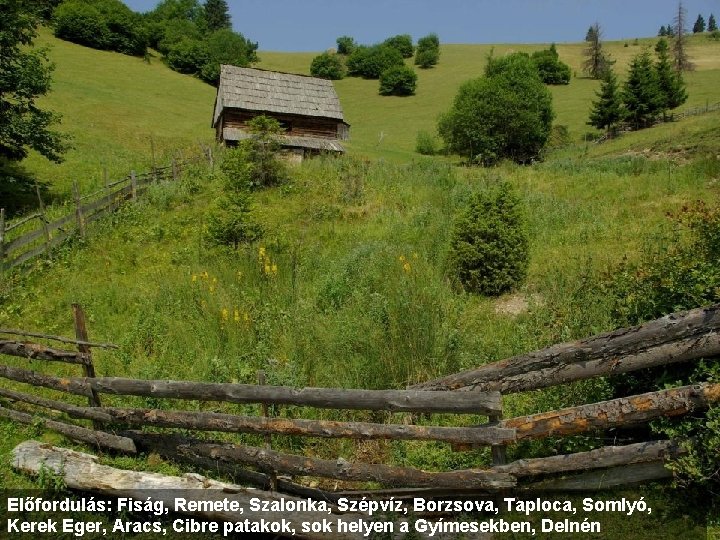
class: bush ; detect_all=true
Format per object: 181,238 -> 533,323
336,35 -> 356,55
415,33 -> 440,68
438,53 -> 554,164
531,50 -> 571,84
346,45 -> 404,79
220,115 -> 287,191
310,52 -> 346,80
379,65 -> 417,96
205,192 -> 263,248
383,34 -> 414,58
53,0 -> 147,56
165,38 -> 209,74
199,29 -> 258,85
448,183 -> 529,296
154,18 -> 202,54
415,131 -> 438,155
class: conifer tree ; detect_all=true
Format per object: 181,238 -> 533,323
655,38 -> 687,118
204,0 -> 231,32
588,69 -> 624,135
708,14 -> 717,32
666,23 -> 675,37
583,23 -> 613,79
673,2 -> 695,71
658,25 -> 667,36
623,51 -> 663,129
693,14 -> 706,33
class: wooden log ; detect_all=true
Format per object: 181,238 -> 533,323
0,406 -> 136,453
0,208 -> 5,276
11,441 -> 369,540
0,385 -> 513,444
130,170 -> 137,201
0,328 -> 118,349
414,304 -> 720,393
4,226 -> 45,255
34,184 -> 51,255
0,364 -> 94,397
494,440 -> 683,477
130,432 -> 516,489
501,383 -> 720,441
4,211 -> 41,232
0,340 -> 89,364
521,461 -> 672,492
7,242 -> 46,269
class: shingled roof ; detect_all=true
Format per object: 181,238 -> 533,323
212,66 -> 346,127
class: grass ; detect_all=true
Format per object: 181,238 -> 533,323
2,26 -> 719,536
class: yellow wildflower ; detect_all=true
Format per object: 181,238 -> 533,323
209,285 -> 215,293
202,271 -> 209,280
271,264 -> 278,275
399,255 -> 406,262
258,246 -> 266,259
191,274 -> 197,282
412,252 -> 419,259
236,270 -> 243,280
243,312 -> 250,323
221,308 -> 229,321
264,263 -> 271,275
403,262 -> 411,273
234,309 -> 241,323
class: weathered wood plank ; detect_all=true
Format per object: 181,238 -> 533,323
0,387 -> 112,422
0,340 -> 89,364
501,383 -> 720,440
0,328 -> 118,349
0,364 -> 94,397
0,406 -> 136,453
521,461 -> 673,491
414,304 -> 720,393
494,440 -> 683,477
7,241 -> 48,268
4,226 -> 45,255
130,432 -> 516,489
11,441 -> 367,540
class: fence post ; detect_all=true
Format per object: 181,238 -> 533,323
72,304 -> 103,423
130,171 -> 138,202
72,181 -> 86,238
150,136 -> 158,183
258,370 -> 277,491
0,208 -> 5,277
35,184 -> 51,255
172,158 -> 178,181
489,410 -> 507,466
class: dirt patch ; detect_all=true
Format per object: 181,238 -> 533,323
494,293 -> 541,316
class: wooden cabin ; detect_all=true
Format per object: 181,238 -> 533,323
212,65 -> 350,159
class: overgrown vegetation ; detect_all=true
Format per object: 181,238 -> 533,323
378,65 -> 417,96
309,51 -> 346,80
346,44 -> 404,79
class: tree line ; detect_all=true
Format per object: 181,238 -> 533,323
50,0 -> 257,86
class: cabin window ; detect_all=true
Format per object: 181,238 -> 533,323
277,120 -> 292,133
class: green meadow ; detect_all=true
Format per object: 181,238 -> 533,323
1,25 -> 719,536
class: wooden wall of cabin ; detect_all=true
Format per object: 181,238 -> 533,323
221,110 -> 347,140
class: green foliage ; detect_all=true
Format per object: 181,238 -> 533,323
709,14 -> 718,32
346,45 -> 404,79
335,35 -> 356,55
383,34 -> 414,58
438,53 -> 554,164
531,48 -> 571,85
53,0 -> 147,56
622,50 -> 663,128
198,29 -> 258,84
203,0 -> 230,32
165,37 -> 208,73
220,115 -> 287,191
378,65 -> 417,96
415,130 -> 438,155
608,201 -> 720,327
415,33 -> 440,68
0,160 -> 50,218
588,69 -> 624,133
659,25 -> 668,37
693,14 -> 706,33
206,191 -> 262,248
655,38 -> 688,113
448,183 -> 529,296
0,0 -> 66,170
310,51 -> 346,80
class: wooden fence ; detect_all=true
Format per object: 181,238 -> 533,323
1,303 -> 719,498
0,149 -> 212,276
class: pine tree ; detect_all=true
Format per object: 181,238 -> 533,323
673,2 -> 695,71
655,38 -> 688,118
666,23 -> 675,37
693,14 -> 706,33
658,25 -> 667,36
583,22 -> 613,78
623,51 -> 663,129
585,26 -> 596,41
204,0 -> 231,32
588,69 -> 624,135
709,14 -> 718,32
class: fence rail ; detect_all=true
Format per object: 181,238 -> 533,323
1,303 -> 718,495
0,148 -> 212,276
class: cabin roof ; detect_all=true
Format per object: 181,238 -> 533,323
213,66 -> 346,127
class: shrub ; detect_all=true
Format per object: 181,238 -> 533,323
205,192 -> 263,248
415,131 -> 438,155
199,29 -> 258,84
383,34 -> 414,58
347,45 -> 404,79
448,183 -> 529,296
336,35 -> 356,55
220,115 -> 287,191
310,52 -> 346,80
531,49 -> 571,84
438,53 -> 554,164
379,65 -> 417,96
165,38 -> 209,74
53,0 -> 147,56
415,33 -> 440,68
